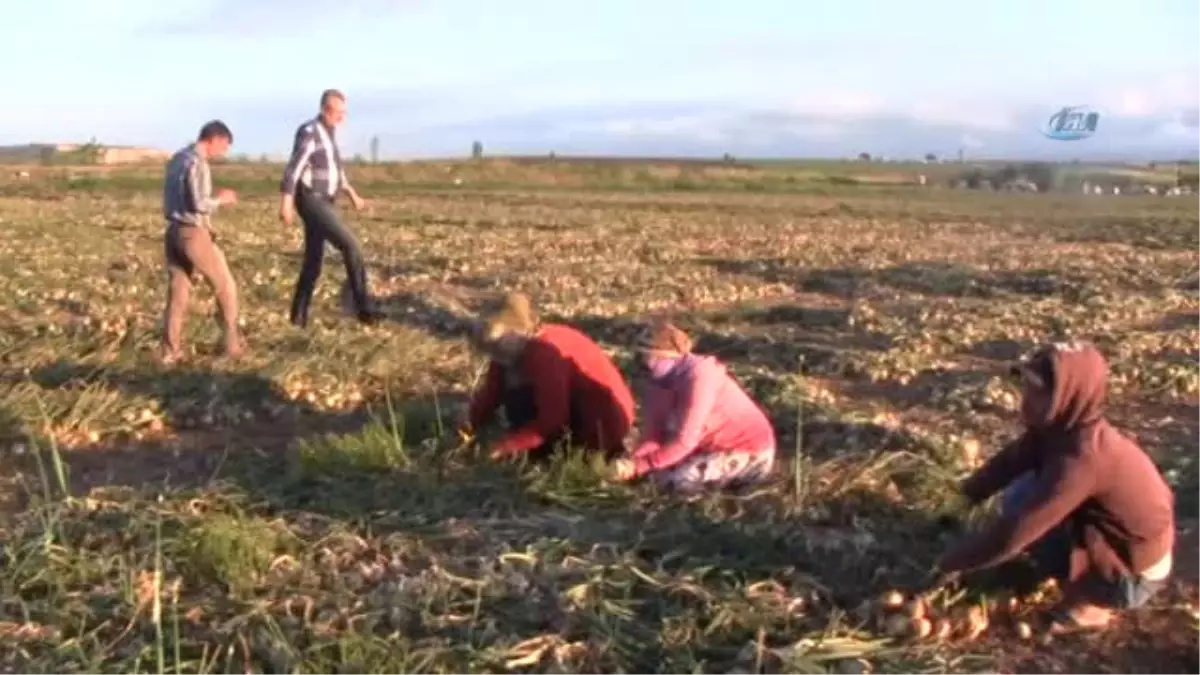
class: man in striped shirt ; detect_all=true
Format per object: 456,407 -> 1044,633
279,88 -> 384,327
161,120 -> 244,363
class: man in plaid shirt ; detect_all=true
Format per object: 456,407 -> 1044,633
161,120 -> 244,362
279,89 -> 384,328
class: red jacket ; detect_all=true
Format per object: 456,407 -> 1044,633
468,324 -> 635,456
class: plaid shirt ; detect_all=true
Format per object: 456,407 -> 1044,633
279,117 -> 351,198
163,143 -> 220,228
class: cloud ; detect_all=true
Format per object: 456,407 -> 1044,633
775,74 -> 1199,134
34,63 -> 1193,160
594,115 -> 730,143
1096,72 -> 1200,118
908,102 -> 1014,132
779,122 -> 849,140
748,91 -> 1023,135
1155,120 -> 1199,140
787,91 -> 887,119
380,93 -> 1199,161
539,103 -> 1003,153
510,69 -> 1198,160
959,134 -> 985,150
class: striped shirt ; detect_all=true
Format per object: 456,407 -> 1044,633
279,117 -> 351,198
163,143 -> 220,229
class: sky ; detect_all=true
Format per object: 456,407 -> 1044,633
1,0 -> 1197,160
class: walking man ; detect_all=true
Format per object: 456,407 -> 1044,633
160,120 -> 243,363
279,88 -> 384,328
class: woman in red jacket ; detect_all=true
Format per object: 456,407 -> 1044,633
460,293 -> 635,461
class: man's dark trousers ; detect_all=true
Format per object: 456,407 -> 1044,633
289,186 -> 373,327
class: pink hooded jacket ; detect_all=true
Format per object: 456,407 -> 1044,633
631,354 -> 776,476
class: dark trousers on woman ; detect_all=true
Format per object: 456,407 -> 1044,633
501,386 -> 619,461
289,186 -> 378,327
501,387 -> 558,461
1003,474 -> 1165,609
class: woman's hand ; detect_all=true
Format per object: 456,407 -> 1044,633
453,407 -> 476,444
608,458 -> 639,482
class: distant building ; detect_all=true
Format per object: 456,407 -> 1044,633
96,145 -> 172,164
0,143 -> 171,165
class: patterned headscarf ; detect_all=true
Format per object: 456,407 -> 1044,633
635,319 -> 693,356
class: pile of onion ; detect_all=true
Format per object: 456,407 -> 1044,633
873,590 -> 1015,642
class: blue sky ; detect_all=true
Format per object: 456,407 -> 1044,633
1,0 -> 1197,160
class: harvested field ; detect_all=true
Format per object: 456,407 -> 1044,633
0,162 -> 1195,673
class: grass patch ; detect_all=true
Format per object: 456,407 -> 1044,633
178,512 -> 295,595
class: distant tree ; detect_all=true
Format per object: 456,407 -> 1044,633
722,152 -> 735,163
471,140 -> 484,159
1020,162 -> 1059,192
259,153 -> 270,163
924,153 -> 937,163
369,136 -> 380,163
959,167 -> 985,189
993,163 -> 1020,185
68,139 -> 105,165
549,151 -> 556,160
857,152 -> 872,162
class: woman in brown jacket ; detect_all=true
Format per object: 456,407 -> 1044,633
934,342 -> 1175,632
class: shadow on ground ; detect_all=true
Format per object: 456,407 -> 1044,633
377,290 -> 478,340
14,355 -> 960,603
834,365 -> 1010,414
232,428 -> 962,608
1050,212 -> 1200,252
272,250 -> 445,285
704,258 -> 1092,301
3,359 -> 1195,672
965,337 -> 1033,363
1152,311 -> 1200,333
567,300 -> 891,373
222,440 -> 973,670
5,360 -> 461,500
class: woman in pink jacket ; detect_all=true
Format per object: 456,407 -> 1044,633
609,320 -> 777,492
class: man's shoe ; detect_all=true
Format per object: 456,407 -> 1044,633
357,308 -> 386,326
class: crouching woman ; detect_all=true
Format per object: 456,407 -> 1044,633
933,342 -> 1175,633
609,320 -> 777,492
461,293 -> 635,461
